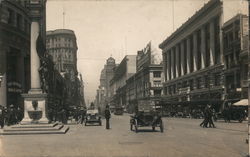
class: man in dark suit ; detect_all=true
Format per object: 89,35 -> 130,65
105,105 -> 111,129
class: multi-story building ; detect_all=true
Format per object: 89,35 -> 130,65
95,57 -> 116,110
0,0 -> 46,109
126,42 -> 164,113
159,0 -> 248,112
222,14 -> 249,105
46,29 -> 78,80
110,55 -> 136,109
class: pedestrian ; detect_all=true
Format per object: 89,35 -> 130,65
7,104 -> 17,126
0,106 -> 5,129
200,104 -> 209,128
80,107 -> 86,124
105,105 -> 111,129
207,105 -> 215,128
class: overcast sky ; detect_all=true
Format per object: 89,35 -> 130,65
46,0 -> 211,103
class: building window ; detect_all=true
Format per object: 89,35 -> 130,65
189,79 -> 193,90
153,71 -> 161,78
154,90 -> 161,96
205,24 -> 210,67
214,73 -> 220,86
16,13 -> 22,29
196,77 -> 201,89
7,9 -> 14,25
204,75 -> 209,88
214,16 -> 220,64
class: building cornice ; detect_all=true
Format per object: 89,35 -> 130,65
159,0 -> 222,50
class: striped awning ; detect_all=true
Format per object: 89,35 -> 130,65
233,99 -> 249,106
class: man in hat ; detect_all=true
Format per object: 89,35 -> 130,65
105,105 -> 111,129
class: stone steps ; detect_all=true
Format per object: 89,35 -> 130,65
0,123 -> 69,135
11,123 -> 58,128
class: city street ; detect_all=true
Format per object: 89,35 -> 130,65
0,114 -> 248,157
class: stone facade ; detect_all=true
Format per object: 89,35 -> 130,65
110,55 -> 136,109
222,14 -> 249,103
159,0 -> 248,112
0,0 -> 31,109
46,29 -> 78,80
126,43 -> 163,113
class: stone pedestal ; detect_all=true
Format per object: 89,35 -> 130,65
21,92 -> 48,124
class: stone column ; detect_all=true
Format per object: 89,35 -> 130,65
210,20 -> 215,66
193,32 -> 198,71
0,73 -> 7,107
175,45 -> 180,78
167,51 -> 171,80
171,48 -> 175,79
0,45 -> 7,107
163,52 -> 169,81
180,41 -> 185,75
187,37 -> 191,74
201,26 -> 206,69
29,22 -> 41,93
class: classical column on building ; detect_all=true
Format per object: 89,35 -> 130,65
193,32 -> 198,71
186,37 -> 191,74
171,48 -> 175,79
201,26 -> 206,69
180,41 -> 185,75
210,20 -> 215,66
0,46 -> 7,107
163,53 -> 169,81
175,45 -> 180,78
167,51 -> 171,80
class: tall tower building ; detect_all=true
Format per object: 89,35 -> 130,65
46,29 -> 78,79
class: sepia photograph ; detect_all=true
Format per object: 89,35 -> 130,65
0,0 -> 249,156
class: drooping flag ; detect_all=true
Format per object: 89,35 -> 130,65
36,33 -> 46,58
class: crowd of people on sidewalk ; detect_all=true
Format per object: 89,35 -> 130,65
0,104 -> 23,129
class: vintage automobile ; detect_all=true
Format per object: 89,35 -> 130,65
85,109 -> 102,126
221,100 -> 248,123
114,107 -> 124,115
130,100 -> 164,133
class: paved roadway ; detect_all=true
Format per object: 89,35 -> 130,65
0,114 -> 248,157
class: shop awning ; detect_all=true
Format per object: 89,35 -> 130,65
233,99 -> 249,106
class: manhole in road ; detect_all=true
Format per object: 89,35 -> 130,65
119,141 -> 143,145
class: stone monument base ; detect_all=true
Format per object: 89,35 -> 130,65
0,123 -> 69,135
21,90 -> 49,124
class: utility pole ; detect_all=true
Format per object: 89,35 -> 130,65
63,6 -> 65,29
172,0 -> 175,31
